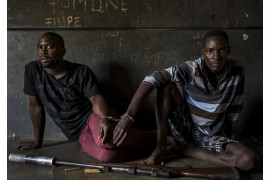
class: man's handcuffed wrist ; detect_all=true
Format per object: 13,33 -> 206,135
101,116 -> 120,122
121,113 -> 134,123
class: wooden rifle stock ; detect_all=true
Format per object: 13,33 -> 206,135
9,153 -> 239,179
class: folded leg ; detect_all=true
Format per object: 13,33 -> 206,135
79,113 -> 156,162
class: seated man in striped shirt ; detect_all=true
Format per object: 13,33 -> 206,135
112,29 -> 257,171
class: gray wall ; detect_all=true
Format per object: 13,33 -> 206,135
7,0 -> 263,140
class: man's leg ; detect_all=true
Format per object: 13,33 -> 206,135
168,130 -> 258,172
79,113 -> 157,162
79,127 -> 142,162
180,142 -> 257,171
88,113 -> 156,149
142,83 -> 180,164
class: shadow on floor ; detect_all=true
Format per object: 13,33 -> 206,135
7,139 -> 263,180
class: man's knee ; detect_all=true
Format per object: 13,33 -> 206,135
96,149 -> 123,162
236,150 -> 256,171
97,152 -> 114,162
227,143 -> 256,170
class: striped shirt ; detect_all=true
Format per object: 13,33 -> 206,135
143,57 -> 245,136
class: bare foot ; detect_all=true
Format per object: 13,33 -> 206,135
140,148 -> 169,164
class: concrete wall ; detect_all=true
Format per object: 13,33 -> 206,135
7,0 -> 263,140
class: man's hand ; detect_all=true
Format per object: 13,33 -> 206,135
16,141 -> 41,150
98,117 -> 114,145
89,94 -> 113,145
112,116 -> 133,146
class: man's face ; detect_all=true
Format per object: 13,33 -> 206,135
201,36 -> 230,74
37,35 -> 66,68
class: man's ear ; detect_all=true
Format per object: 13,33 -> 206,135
62,48 -> 66,56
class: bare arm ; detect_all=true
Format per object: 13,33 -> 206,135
112,83 -> 153,146
125,70 -> 171,117
89,94 -> 112,144
90,94 -> 109,117
16,96 -> 45,150
113,70 -> 171,146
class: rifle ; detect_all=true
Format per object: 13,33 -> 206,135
9,153 -> 239,180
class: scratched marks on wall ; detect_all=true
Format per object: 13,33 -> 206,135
90,30 -> 123,66
76,30 -> 167,68
45,16 -> 82,28
48,0 -> 128,13
193,32 -> 205,47
130,52 -> 165,66
8,0 -> 262,28
45,0 -> 128,27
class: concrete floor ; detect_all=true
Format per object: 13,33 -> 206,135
7,139 -> 263,180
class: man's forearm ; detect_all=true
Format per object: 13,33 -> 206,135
127,70 -> 170,117
91,95 -> 109,118
125,83 -> 154,117
29,106 -> 45,146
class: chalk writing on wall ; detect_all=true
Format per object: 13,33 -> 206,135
101,30 -> 119,38
130,52 -> 166,66
45,16 -> 82,27
48,0 -> 128,13
45,0 -> 128,27
193,32 -> 205,47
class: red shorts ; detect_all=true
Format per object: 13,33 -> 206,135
78,113 -> 156,162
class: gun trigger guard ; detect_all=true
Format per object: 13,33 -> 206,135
103,166 -> 110,172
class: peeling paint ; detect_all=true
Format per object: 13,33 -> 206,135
243,34 -> 248,41
8,130 -> 17,141
245,11 -> 248,18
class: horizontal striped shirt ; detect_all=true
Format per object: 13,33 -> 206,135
144,57 -> 244,136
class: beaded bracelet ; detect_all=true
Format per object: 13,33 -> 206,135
101,116 -> 120,122
120,113 -> 134,123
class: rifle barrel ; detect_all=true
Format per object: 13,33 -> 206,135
56,161 -> 170,177
9,153 -> 238,179
55,161 -> 105,169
